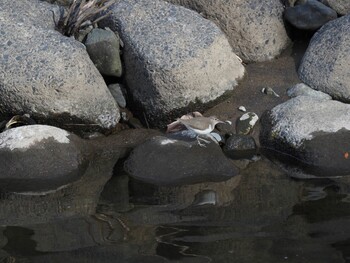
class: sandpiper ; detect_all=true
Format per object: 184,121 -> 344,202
178,116 -> 224,146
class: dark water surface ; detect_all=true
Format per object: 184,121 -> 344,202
1,157 -> 350,263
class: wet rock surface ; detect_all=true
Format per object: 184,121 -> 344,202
284,0 -> 337,30
299,15 -> 350,102
101,0 -> 244,127
167,0 -> 290,62
0,125 -> 89,192
125,136 -> 239,186
0,0 -> 120,129
260,96 -> 350,177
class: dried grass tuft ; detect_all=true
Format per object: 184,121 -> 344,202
56,0 -> 115,37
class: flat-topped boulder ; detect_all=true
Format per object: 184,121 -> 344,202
101,0 -> 244,127
125,136 -> 239,185
0,0 -> 120,130
299,15 -> 350,102
166,0 -> 290,62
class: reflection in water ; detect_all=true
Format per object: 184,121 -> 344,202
0,158 -> 350,262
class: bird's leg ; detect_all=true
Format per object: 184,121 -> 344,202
203,133 -> 220,144
197,135 -> 210,147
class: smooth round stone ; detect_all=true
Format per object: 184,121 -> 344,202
0,125 -> 89,192
223,134 -> 257,159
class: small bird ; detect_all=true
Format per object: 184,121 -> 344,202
178,116 -> 224,146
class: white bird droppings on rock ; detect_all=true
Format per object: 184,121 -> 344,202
0,125 -> 70,151
160,138 -> 177,145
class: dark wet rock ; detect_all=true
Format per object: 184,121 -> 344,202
260,96 -> 350,178
223,134 -> 257,160
124,136 -> 239,186
298,15 -> 350,102
284,0 -> 337,30
0,128 -> 159,225
100,0 -> 244,127
91,128 -> 162,159
108,83 -> 126,108
85,28 -> 122,77
0,0 -> 120,130
327,0 -> 350,15
287,83 -> 332,100
236,112 -> 259,135
0,125 -> 90,192
166,0 -> 290,62
215,122 -> 235,136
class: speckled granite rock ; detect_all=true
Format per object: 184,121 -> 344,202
166,0 -> 290,62
260,96 -> 350,178
287,83 -> 332,100
100,0 -> 245,127
299,15 -> 350,102
327,0 -> 350,15
0,0 -> 120,130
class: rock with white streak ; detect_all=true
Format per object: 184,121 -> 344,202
0,125 -> 89,192
125,136 -> 239,185
236,112 -> 259,135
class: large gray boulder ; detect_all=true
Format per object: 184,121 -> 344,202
125,136 -> 239,185
166,0 -> 290,62
0,125 -> 89,192
299,15 -> 350,102
260,96 -> 350,178
0,0 -> 120,130
327,0 -> 350,15
284,0 -> 337,30
100,0 -> 245,127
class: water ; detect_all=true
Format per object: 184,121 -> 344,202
1,157 -> 350,263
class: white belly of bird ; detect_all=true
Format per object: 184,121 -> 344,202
188,125 -> 214,135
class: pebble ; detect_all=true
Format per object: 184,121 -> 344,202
238,106 -> 247,112
261,87 -> 280,97
236,112 -> 259,135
